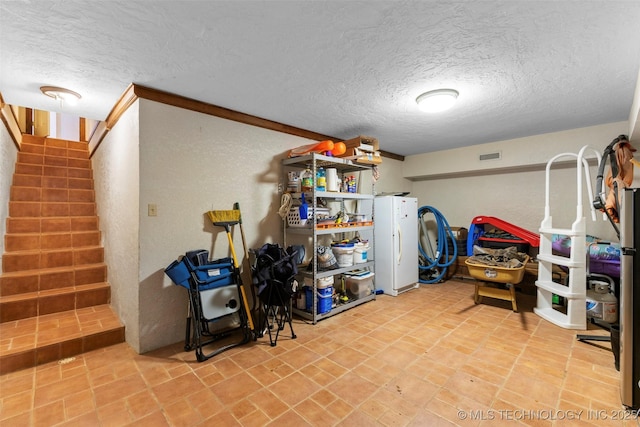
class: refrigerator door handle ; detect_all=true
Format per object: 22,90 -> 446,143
397,225 -> 402,265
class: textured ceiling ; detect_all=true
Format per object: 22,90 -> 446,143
1,1 -> 640,156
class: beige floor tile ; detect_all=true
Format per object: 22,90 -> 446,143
327,371 -> 379,407
0,389 -> 34,421
295,398 -> 341,426
163,398 -> 204,427
237,409 -> 271,427
126,389 -> 162,419
0,280 -> 628,426
280,345 -> 322,370
247,388 -> 289,420
210,371 -> 262,406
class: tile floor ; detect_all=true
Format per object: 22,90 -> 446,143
0,280 -> 634,426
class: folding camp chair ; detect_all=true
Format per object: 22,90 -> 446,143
251,244 -> 299,346
165,250 -> 252,361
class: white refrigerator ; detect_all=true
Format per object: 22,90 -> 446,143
374,196 -> 419,296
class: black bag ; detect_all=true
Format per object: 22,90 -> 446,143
185,249 -> 209,266
252,244 -> 299,305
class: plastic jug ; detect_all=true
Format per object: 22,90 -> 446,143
326,168 -> 339,191
316,167 -> 326,191
300,164 -> 313,192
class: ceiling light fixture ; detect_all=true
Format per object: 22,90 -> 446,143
40,85 -> 82,106
416,89 -> 459,113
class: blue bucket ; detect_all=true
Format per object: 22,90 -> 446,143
305,286 -> 333,314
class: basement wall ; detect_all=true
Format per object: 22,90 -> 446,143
91,102 -> 141,350
136,99 -> 325,352
0,124 -> 17,272
87,97 -> 409,353
406,122 -> 631,244
373,156 -> 413,196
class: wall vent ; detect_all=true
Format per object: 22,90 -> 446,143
479,152 -> 501,161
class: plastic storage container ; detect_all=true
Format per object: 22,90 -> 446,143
345,273 -> 374,299
306,286 -> 333,314
300,164 -> 314,192
332,243 -> 355,267
353,242 -> 369,264
316,166 -> 326,191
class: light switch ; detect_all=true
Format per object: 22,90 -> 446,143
148,204 -> 157,216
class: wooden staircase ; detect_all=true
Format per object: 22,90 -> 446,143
0,135 -> 124,375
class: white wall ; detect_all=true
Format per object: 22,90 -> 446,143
53,112 -> 80,141
372,156 -> 412,196
87,97 -> 408,353
407,122 -> 631,244
136,99 -> 318,352
629,67 -> 640,142
91,102 -> 141,350
0,124 -> 18,271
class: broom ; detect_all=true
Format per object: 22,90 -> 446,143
207,209 -> 255,333
207,209 -> 241,225
232,202 -> 256,313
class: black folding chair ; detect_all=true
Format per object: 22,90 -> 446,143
251,244 -> 298,346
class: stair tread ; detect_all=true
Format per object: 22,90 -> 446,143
12,173 -> 94,189
6,215 -> 99,221
1,262 -> 106,280
9,201 -> 96,204
0,304 -> 124,358
6,230 -> 99,236
3,245 -> 103,254
20,144 -> 88,155
0,135 -> 122,375
0,282 -> 110,302
0,262 -> 106,277
13,172 -> 92,181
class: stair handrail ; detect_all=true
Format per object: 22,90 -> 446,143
576,145 -> 602,222
543,145 -> 602,225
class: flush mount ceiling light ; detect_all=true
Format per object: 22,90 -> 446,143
40,85 -> 82,106
416,89 -> 459,113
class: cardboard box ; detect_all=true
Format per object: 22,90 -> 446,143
341,135 -> 379,151
338,136 -> 382,164
449,227 -> 468,241
342,147 -> 382,165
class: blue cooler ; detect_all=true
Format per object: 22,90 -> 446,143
305,285 -> 333,314
166,255 -> 235,291
185,256 -> 234,290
